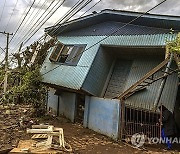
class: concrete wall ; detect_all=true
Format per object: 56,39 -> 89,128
59,92 -> 76,122
47,90 -> 76,122
47,88 -> 58,115
84,96 -> 120,140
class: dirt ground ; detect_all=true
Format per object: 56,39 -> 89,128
0,103 -> 180,154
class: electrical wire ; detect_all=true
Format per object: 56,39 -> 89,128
4,0 -> 19,32
0,0 -> 7,23
51,0 -> 92,35
29,0 -> 92,41
0,47 -> 5,53
33,0 -> 91,42
20,0 -> 89,46
8,0 -> 92,65
10,0 -> 101,63
10,0 -> 50,47
12,0 -> 62,52
41,0 -> 168,77
79,0 -> 102,17
13,0 -> 90,51
33,0 -> 84,43
9,0 -> 36,43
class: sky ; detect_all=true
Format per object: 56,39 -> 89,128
0,0 -> 180,61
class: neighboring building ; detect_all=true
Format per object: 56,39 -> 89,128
41,9 -> 180,140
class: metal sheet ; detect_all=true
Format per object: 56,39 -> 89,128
124,58 -> 178,112
46,9 -> 180,36
60,21 -> 173,37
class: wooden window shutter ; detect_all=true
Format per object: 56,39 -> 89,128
49,42 -> 64,62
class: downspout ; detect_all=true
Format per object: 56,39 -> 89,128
154,53 -> 174,110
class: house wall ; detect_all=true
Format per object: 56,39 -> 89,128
59,92 -> 76,122
82,47 -> 114,96
84,96 -> 120,139
47,90 -> 76,122
47,88 -> 58,115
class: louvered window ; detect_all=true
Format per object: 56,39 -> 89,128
49,42 -> 85,65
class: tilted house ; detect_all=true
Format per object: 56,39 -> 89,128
41,9 -> 180,139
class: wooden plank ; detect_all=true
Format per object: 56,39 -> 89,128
9,140 -> 59,154
32,125 -> 50,129
115,57 -> 170,99
31,134 -> 48,139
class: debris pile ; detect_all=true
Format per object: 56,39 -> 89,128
0,103 -> 37,151
10,125 -> 72,153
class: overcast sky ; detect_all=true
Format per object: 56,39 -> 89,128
0,0 -> 180,61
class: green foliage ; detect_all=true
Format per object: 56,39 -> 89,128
166,33 -> 180,54
166,33 -> 180,77
6,67 -> 47,116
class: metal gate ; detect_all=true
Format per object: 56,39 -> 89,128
121,105 -> 161,140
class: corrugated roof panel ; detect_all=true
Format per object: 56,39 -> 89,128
124,58 -> 178,112
47,9 -> 180,36
102,34 -> 177,46
61,21 -> 173,36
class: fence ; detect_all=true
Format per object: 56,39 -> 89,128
121,105 -> 161,140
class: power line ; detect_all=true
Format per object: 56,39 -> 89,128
0,46 -> 5,53
12,0 -> 63,52
10,0 -> 48,46
22,0 -> 91,46
4,0 -> 19,32
9,2 -> 32,44
41,0 -> 168,77
14,0 -> 91,50
18,0 -> 58,45
9,0 -> 86,64
0,0 -> 7,23
34,0 -> 84,43
11,0 -> 101,63
9,0 -> 36,43
51,0 -> 92,35
79,0 -> 102,17
17,0 -> 92,53
35,0 -> 101,47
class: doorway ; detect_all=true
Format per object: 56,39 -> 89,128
75,94 -> 85,123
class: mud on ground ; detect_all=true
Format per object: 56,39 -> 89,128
0,103 -> 179,154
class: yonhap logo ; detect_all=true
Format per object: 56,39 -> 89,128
131,133 -> 180,147
131,133 -> 145,147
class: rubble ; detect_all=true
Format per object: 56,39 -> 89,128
10,125 -> 72,153
0,103 -> 37,151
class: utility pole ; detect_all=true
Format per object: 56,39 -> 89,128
0,31 -> 13,98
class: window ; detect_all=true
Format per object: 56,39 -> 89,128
49,43 -> 85,65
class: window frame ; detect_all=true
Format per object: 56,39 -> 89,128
64,44 -> 86,65
49,42 -> 64,62
49,43 -> 86,66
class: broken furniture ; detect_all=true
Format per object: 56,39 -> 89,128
26,125 -> 72,152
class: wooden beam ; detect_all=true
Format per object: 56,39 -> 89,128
115,57 -> 170,99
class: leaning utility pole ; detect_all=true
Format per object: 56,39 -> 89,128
0,32 -> 13,98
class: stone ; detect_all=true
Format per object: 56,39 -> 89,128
0,105 -> 4,109
5,110 -> 11,115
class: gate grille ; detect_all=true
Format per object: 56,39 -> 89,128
122,106 -> 160,140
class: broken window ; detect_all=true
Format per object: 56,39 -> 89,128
49,42 -> 85,65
